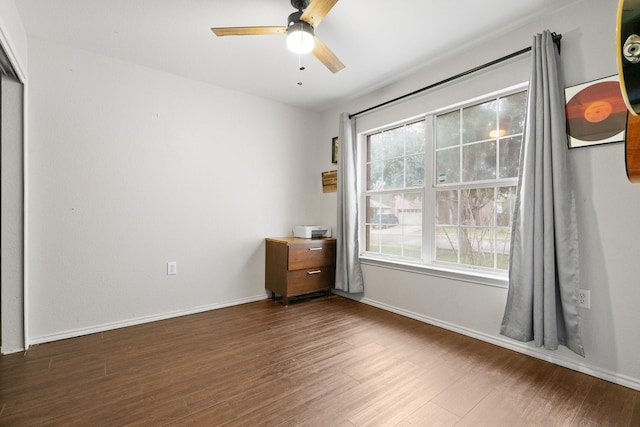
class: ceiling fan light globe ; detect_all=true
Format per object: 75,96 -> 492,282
287,30 -> 314,54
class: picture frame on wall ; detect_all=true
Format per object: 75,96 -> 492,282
322,170 -> 337,193
331,137 -> 339,164
565,75 -> 627,148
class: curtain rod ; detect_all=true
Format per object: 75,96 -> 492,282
349,32 -> 562,119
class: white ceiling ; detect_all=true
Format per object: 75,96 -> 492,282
16,0 -> 578,112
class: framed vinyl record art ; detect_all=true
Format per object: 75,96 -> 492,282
565,75 -> 627,148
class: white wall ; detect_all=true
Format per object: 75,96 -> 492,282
0,0 -> 26,353
1,75 -> 24,353
26,37 -> 322,342
319,0 -> 640,390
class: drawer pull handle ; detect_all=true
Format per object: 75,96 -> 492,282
308,247 -> 323,251
307,270 -> 322,275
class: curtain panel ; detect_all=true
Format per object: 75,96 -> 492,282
500,31 -> 585,357
335,113 -> 364,293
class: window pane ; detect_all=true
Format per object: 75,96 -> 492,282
366,120 -> 426,191
365,225 -> 378,252
460,227 -> 495,268
384,128 -> 405,159
366,194 -> 397,227
370,129 -> 401,162
499,91 -> 527,136
399,192 -> 423,258
367,161 -> 384,190
406,153 -> 425,187
463,100 -> 497,143
368,225 -> 401,256
368,133 -> 385,162
383,158 -> 405,189
405,121 -> 426,155
366,192 -> 422,259
497,186 -> 517,227
436,110 -> 460,149
496,227 -> 511,270
436,190 -> 458,225
461,188 -> 495,227
435,147 -> 460,184
399,192 -> 423,225
462,141 -> 496,182
499,136 -> 522,178
436,226 -> 459,263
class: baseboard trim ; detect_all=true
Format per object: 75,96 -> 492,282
343,293 -> 640,392
28,294 -> 267,346
1,344 -> 26,355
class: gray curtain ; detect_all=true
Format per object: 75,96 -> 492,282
500,31 -> 584,357
335,113 -> 364,293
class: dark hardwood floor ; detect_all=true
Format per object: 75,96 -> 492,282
1,295 -> 639,426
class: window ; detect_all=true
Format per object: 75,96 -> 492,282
364,121 -> 425,259
361,86 -> 528,276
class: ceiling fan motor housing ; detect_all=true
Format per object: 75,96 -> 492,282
291,0 -> 310,11
287,11 -> 315,35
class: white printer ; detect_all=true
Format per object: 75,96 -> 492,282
293,225 -> 331,239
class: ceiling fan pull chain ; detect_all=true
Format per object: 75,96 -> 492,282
297,54 -> 305,85
299,53 -> 306,71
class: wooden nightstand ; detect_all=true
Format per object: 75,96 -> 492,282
265,237 -> 336,305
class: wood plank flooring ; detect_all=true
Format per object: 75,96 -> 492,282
1,295 -> 639,426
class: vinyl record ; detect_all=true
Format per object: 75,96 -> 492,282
565,81 -> 627,142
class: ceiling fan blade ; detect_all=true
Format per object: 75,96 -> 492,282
300,0 -> 339,28
211,26 -> 287,36
312,36 -> 345,73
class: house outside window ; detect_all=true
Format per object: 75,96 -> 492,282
361,85 -> 528,276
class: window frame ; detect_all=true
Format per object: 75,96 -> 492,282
359,82 -> 528,288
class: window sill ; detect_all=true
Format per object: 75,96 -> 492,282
359,255 -> 509,289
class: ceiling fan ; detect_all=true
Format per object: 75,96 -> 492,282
211,0 -> 345,73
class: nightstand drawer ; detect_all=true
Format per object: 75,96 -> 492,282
287,267 -> 335,296
288,240 -> 335,270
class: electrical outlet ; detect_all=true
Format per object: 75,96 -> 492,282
167,261 -> 177,275
578,289 -> 590,309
